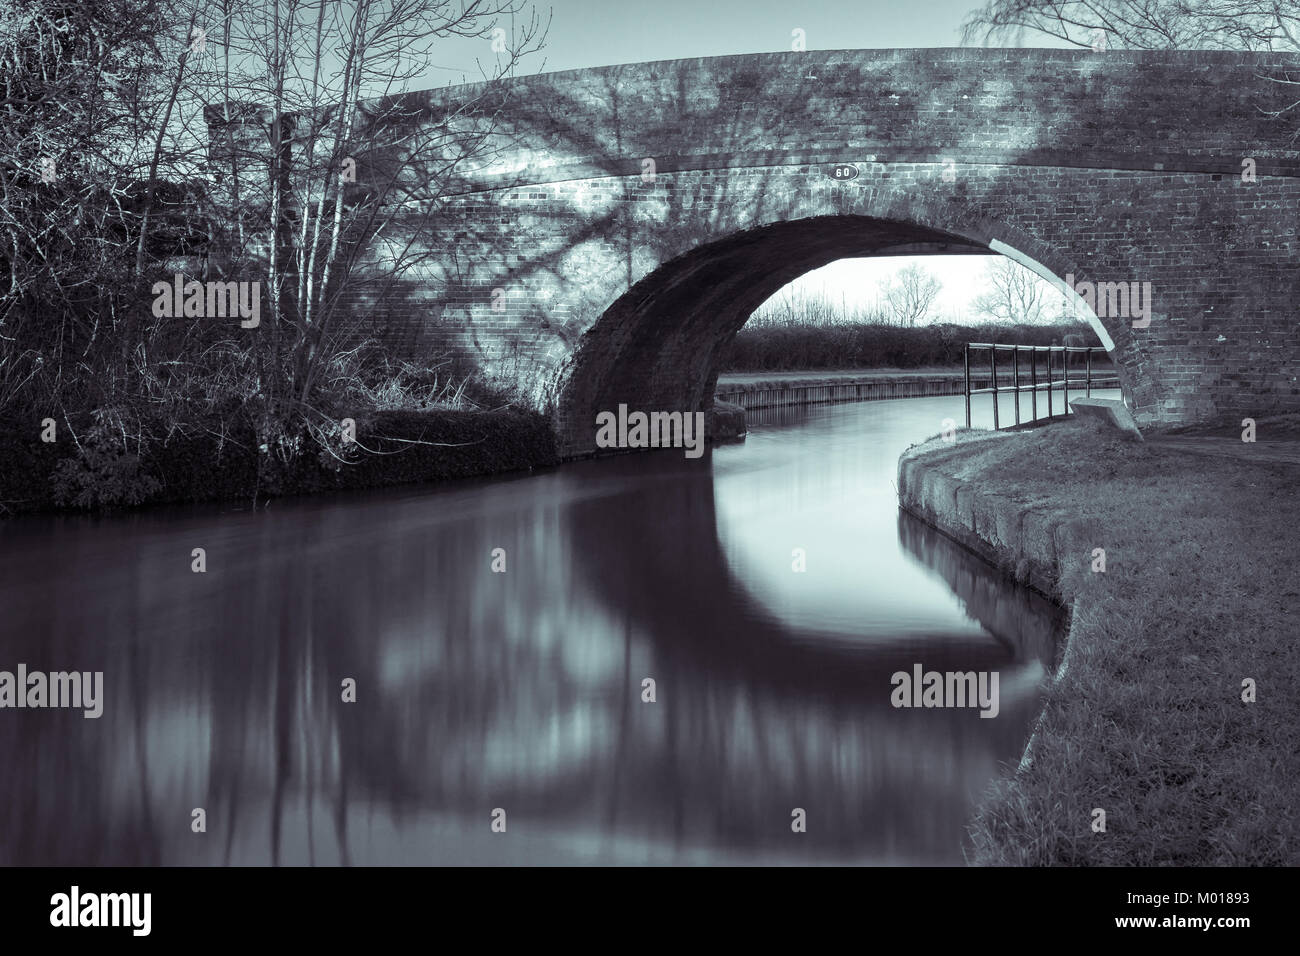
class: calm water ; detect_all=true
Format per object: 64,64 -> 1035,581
0,391 -> 1107,865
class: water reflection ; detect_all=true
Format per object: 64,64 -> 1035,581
0,394 -> 1073,865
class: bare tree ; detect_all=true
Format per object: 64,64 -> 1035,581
0,0 -> 192,413
199,0 -> 549,456
963,0 -> 1300,50
0,0 -> 550,512
881,262 -> 942,327
962,2 -> 1300,129
973,257 -> 1052,324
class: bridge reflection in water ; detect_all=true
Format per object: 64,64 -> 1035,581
0,395 -> 1066,866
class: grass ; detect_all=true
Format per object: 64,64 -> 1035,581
913,418 -> 1299,866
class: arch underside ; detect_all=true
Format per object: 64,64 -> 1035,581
556,214 -> 1095,457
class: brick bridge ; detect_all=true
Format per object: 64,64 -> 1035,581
216,48 -> 1300,457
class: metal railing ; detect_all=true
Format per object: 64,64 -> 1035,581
964,344 -> 1119,430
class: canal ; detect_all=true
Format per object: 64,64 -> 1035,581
0,390 -> 1117,865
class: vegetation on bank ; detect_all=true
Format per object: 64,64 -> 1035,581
0,0 -> 556,516
0,402 -> 557,517
909,419 -> 1298,865
719,317 -> 1103,372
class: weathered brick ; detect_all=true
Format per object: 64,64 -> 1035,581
208,49 -> 1300,458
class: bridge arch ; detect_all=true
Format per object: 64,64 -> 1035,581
209,48 -> 1300,449
554,196 -> 1125,458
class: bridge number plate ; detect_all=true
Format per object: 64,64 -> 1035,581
827,163 -> 859,181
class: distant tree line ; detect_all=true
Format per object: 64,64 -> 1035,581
727,254 -> 1103,371
719,319 -> 1103,372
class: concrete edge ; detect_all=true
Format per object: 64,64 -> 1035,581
897,438 -> 1090,775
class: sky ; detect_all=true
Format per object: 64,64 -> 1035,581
424,0 -> 1071,325
758,256 -> 1020,324
428,0 -> 1023,82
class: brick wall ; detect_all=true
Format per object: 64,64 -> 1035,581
209,48 -> 1300,457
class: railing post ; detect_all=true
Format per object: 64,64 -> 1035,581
1012,347 -> 1021,426
1047,348 -> 1054,419
1030,347 -> 1038,421
990,346 -> 999,430
1063,347 -> 1070,412
964,344 -> 971,429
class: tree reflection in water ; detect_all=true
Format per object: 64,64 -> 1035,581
0,399 -> 1065,865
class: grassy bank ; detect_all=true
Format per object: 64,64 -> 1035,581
902,419 -> 1299,865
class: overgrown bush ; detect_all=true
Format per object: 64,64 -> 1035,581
51,413 -> 161,509
0,0 -> 538,518
262,407 -> 558,495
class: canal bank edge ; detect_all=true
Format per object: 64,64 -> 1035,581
896,433 -> 1090,796
897,432 -> 1091,609
0,400 -> 749,516
0,407 -> 560,516
897,421 -> 1300,867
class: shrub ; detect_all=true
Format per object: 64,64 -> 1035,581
51,415 -> 161,509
